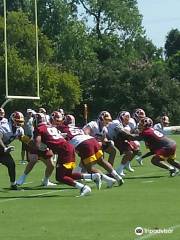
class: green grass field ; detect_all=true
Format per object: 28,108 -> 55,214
0,136 -> 180,240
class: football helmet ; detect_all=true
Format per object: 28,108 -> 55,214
11,111 -> 24,126
33,113 -> 47,127
117,111 -> 130,123
50,111 -> 63,125
133,108 -> 146,122
38,107 -> 46,114
161,115 -> 170,125
98,111 -> 112,125
64,114 -> 75,126
139,117 -> 153,130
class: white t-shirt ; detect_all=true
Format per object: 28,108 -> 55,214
0,122 -> 24,145
83,120 -> 108,137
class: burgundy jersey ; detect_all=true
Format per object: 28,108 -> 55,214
57,124 -> 84,141
140,127 -> 176,153
34,123 -> 75,164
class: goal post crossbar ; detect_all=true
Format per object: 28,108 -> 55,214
6,96 -> 40,100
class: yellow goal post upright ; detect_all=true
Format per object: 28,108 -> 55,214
3,0 -> 40,108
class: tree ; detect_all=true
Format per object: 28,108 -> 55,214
165,29 -> 180,58
76,0 -> 143,39
167,51 -> 180,81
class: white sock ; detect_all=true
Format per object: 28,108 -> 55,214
101,174 -> 114,182
75,181 -> 85,190
11,181 -> 16,185
83,173 -> 98,180
42,177 -> 49,184
21,174 -> 27,180
116,164 -> 125,174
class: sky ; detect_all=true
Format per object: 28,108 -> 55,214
137,0 -> 180,48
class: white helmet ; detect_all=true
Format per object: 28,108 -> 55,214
11,111 -> 25,127
64,114 -> 75,126
98,111 -> 112,122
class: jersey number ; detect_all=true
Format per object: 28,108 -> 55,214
47,127 -> 62,139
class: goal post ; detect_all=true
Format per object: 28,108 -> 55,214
3,0 -> 40,100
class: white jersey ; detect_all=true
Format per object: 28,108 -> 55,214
107,120 -> 123,140
69,134 -> 93,148
153,123 -> 170,135
83,120 -> 108,137
0,122 -> 24,145
0,117 -> 8,125
58,124 -> 93,148
128,118 -> 137,131
24,116 -> 34,137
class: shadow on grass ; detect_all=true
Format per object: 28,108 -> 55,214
124,175 -> 166,180
0,194 -> 64,199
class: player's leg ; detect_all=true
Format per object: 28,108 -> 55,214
0,152 -> 17,189
56,164 -> 91,196
97,156 -> 124,186
40,157 -> 56,186
16,153 -> 38,185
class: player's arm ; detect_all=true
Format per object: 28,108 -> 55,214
0,132 -> 15,153
141,151 -> 154,159
115,126 -> 141,141
34,135 -> 42,150
0,132 -> 7,149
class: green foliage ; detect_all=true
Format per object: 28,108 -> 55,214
77,0 -> 143,38
38,64 -> 81,111
165,29 -> 180,58
167,51 -> 180,81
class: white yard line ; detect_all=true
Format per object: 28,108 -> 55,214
0,189 -> 65,203
22,181 -> 33,185
134,224 -> 180,240
141,180 -> 155,183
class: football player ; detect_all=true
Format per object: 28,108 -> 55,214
53,112 -> 124,187
0,111 -> 24,190
83,111 -> 117,166
154,115 -> 170,133
135,117 -> 180,176
33,112 -> 102,197
16,138 -> 56,187
20,108 -> 35,164
107,111 -> 139,176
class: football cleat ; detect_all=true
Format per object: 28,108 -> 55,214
169,168 -> 179,177
41,179 -> 57,186
10,184 -> 21,190
116,169 -> 126,177
106,178 -> 117,188
115,175 -> 124,186
80,185 -> 91,197
16,175 -> 26,185
125,165 -> 135,172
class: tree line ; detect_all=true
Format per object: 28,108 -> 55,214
0,0 -> 180,124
